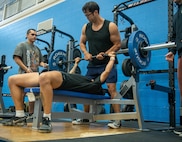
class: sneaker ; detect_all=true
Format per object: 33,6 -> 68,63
179,133 -> 182,137
39,117 -> 52,133
108,120 -> 121,129
72,119 -> 90,125
2,116 -> 27,126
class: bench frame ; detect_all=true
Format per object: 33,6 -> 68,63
24,76 -> 145,130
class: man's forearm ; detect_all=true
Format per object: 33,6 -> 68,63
105,57 -> 115,72
80,43 -> 88,54
69,63 -> 78,74
14,58 -> 28,71
100,56 -> 115,83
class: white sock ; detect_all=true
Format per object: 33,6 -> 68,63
16,110 -> 25,117
43,113 -> 51,120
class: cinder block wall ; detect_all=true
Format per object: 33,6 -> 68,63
0,0 -> 180,124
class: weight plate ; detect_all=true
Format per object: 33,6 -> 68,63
122,58 -> 132,77
48,49 -> 67,71
121,38 -> 129,56
128,30 -> 151,69
73,48 -> 82,59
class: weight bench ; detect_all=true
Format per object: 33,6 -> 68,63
24,80 -> 144,130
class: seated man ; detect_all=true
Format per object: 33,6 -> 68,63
3,52 -> 116,133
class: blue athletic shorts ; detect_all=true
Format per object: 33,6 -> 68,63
86,65 -> 117,83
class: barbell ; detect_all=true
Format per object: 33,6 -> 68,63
48,30 -> 175,71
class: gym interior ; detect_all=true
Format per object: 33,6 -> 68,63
0,0 -> 182,141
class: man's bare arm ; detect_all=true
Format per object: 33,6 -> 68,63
100,52 -> 116,83
80,24 -> 93,60
14,56 -> 31,72
69,57 -> 81,74
106,22 -> 122,53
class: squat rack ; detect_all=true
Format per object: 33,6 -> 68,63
36,19 -> 77,73
0,55 -> 13,118
112,0 -> 176,129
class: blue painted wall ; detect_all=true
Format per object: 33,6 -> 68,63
0,0 -> 180,124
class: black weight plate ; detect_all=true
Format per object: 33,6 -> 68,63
122,58 -> 132,77
73,48 -> 81,59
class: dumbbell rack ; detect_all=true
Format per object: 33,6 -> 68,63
0,55 -> 14,118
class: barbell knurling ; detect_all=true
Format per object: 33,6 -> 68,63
58,55 -> 97,65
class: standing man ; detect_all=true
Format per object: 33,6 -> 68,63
77,1 -> 122,129
13,29 -> 48,119
165,0 -> 182,137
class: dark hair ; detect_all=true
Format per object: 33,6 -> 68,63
26,29 -> 36,35
82,1 -> 100,13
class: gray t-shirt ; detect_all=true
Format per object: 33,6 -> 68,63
13,41 -> 43,74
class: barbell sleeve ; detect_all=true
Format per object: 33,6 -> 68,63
117,42 -> 175,55
141,42 -> 176,51
0,66 -> 12,70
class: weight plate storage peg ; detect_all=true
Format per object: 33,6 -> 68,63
128,30 -> 151,69
48,49 -> 67,71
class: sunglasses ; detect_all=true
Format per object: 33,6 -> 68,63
31,34 -> 37,36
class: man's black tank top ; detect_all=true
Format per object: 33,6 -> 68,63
85,20 -> 117,67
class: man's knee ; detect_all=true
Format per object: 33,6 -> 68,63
39,73 -> 50,85
8,76 -> 15,86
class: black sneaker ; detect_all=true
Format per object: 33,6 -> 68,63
39,117 -> 52,133
2,116 -> 27,126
